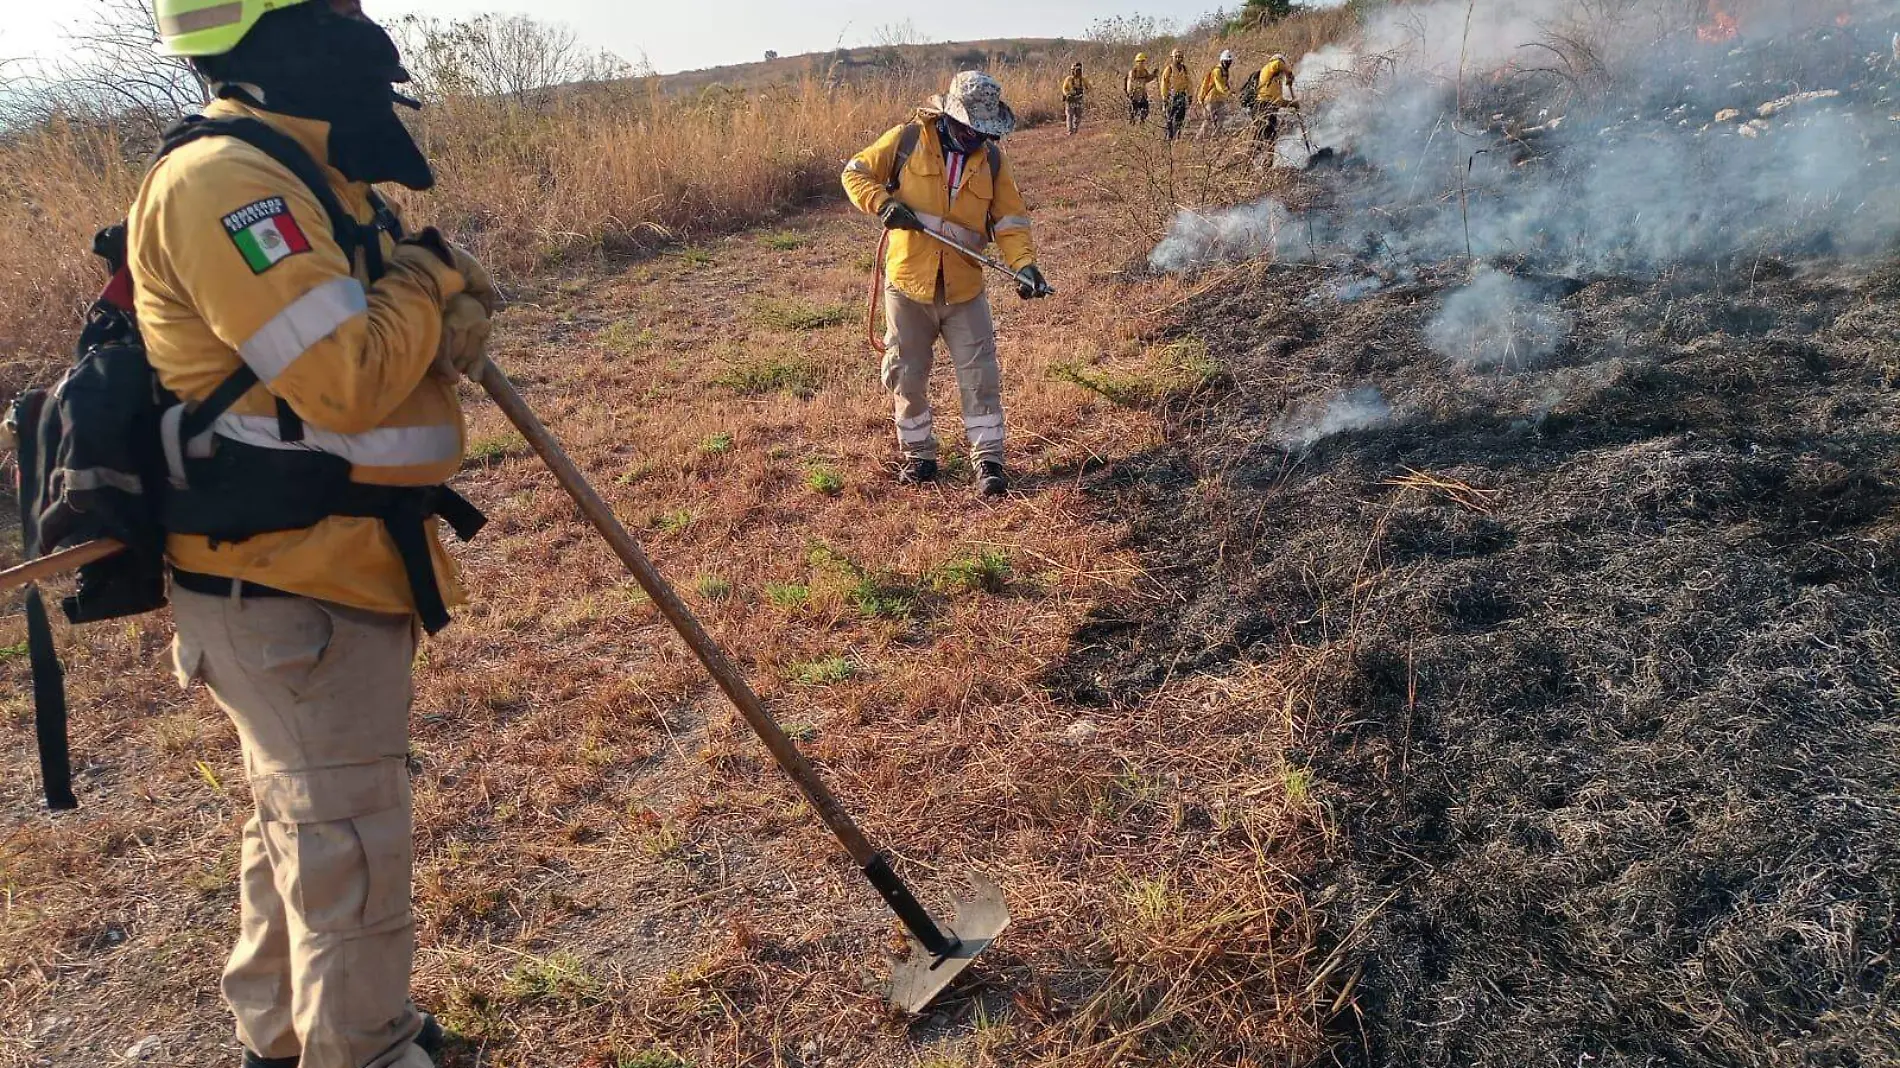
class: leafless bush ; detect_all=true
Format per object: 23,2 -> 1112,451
394,14 -> 631,108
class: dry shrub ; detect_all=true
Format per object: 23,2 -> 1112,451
0,64 -> 1066,380
0,118 -> 142,394
403,66 -> 1065,278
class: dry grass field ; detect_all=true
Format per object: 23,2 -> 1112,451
0,40 -> 1348,1064
6,3 -> 1896,1067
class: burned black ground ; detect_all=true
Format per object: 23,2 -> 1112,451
1054,252 -> 1900,1066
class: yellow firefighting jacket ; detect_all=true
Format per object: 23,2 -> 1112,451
1161,60 -> 1194,98
1259,57 -> 1296,105
1199,65 -> 1233,105
1126,62 -> 1157,100
841,115 -> 1037,307
128,98 -> 470,616
1061,74 -> 1090,102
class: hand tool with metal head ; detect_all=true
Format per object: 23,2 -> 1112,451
3,367 -> 1012,1013
477,359 -> 1009,1012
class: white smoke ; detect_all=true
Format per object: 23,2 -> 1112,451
1151,0 -> 1900,276
1426,270 -> 1572,370
1149,200 -> 1304,272
1276,386 -> 1395,448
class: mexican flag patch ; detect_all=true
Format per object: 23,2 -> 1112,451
222,197 -> 310,274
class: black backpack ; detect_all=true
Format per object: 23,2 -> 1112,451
10,115 -> 464,811
1238,69 -> 1262,111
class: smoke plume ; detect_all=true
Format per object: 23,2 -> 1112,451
1155,0 -> 1900,277
1276,386 -> 1395,448
1427,270 -> 1572,370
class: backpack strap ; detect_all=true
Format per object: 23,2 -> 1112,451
886,122 -> 923,195
157,115 -> 399,445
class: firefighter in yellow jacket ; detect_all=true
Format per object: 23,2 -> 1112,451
1253,52 -> 1300,153
1199,50 -> 1236,139
842,71 -> 1048,496
135,1 -> 495,1065
1125,52 -> 1157,124
1060,62 -> 1090,135
1161,48 -> 1194,140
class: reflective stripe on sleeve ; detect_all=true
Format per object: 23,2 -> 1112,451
238,276 -> 369,383
844,159 -> 874,175
992,215 -> 1033,234
212,413 -> 462,468
915,213 -> 987,248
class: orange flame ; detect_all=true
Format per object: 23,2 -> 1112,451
1698,8 -> 1740,43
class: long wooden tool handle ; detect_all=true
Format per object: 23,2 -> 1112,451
0,539 -> 125,596
477,361 -> 880,866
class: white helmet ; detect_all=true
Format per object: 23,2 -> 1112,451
1220,50 -> 1234,62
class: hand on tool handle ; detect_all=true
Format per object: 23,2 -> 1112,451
879,200 -> 925,232
1014,265 -> 1052,301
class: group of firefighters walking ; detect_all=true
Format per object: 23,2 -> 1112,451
1062,46 -> 1300,149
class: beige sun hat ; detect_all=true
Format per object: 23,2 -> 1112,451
932,70 -> 1017,138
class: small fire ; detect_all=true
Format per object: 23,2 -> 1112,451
1698,7 -> 1740,43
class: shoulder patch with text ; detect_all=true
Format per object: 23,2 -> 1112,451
222,197 -> 310,274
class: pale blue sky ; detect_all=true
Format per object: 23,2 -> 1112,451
5,0 -> 1242,75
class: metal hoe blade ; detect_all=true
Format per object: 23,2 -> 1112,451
888,874 -> 1012,1013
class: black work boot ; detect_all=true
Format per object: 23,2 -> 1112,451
242,1055 -> 298,1068
977,460 -> 1009,498
897,457 -> 939,485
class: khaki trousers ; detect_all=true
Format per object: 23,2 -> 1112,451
1065,100 -> 1084,134
172,587 -> 431,1068
881,282 -> 1006,464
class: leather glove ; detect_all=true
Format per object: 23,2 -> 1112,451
403,228 -> 504,314
1015,264 -> 1051,300
879,200 -> 925,232
445,241 -> 503,315
432,294 -> 493,382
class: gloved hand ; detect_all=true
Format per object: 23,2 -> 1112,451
445,241 -> 504,315
1015,264 -> 1051,300
879,199 -> 925,232
402,228 -> 504,314
432,294 -> 493,382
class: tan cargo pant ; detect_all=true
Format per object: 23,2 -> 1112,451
882,281 -> 1005,464
172,586 -> 432,1068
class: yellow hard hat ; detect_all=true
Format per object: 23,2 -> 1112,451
1135,52 -> 1149,63
154,0 -> 313,57
1171,48 -> 1184,59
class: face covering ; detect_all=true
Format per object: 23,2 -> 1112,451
939,117 -> 990,155
198,4 -> 434,190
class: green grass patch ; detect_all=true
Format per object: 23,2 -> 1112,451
754,297 -> 854,331
788,656 -> 855,686
935,549 -> 1013,594
599,318 -> 657,354
0,640 -> 29,660
674,246 -> 714,268
760,230 -> 806,251
698,431 -> 734,454
764,583 -> 811,610
712,354 -> 826,398
808,542 -> 918,620
652,509 -> 694,535
694,574 -> 733,601
616,460 -> 661,485
805,463 -> 845,496
464,433 -> 525,467
1051,336 -> 1221,408
502,951 -> 602,1006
